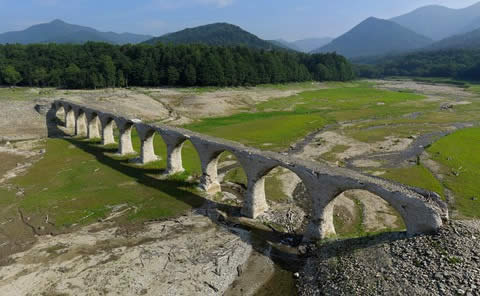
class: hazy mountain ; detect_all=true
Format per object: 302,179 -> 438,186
391,2 -> 480,40
268,39 -> 301,51
0,19 -> 152,44
293,38 -> 333,53
144,23 -> 281,50
312,17 -> 432,58
428,28 -> 480,50
461,16 -> 480,34
268,38 -> 334,53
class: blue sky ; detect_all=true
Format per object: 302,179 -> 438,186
0,0 -> 478,40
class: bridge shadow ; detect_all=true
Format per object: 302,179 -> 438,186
45,110 -> 409,273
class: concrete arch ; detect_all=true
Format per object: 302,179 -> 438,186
231,153 -> 281,219
190,139 -> 248,194
135,123 -> 159,164
156,128 -> 188,175
50,100 -> 449,241
55,102 -> 75,129
114,117 -> 136,155
296,171 -> 447,241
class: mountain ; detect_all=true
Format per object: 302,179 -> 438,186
268,38 -> 334,53
391,2 -> 480,40
428,28 -> 480,50
143,23 -> 281,50
461,16 -> 480,34
312,17 -> 432,58
268,39 -> 301,51
0,19 -> 152,44
293,38 -> 333,53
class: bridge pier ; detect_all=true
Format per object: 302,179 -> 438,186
139,132 -> 157,164
118,123 -> 135,155
65,108 -> 75,130
161,132 -> 186,175
302,183 -> 339,240
191,140 -> 222,194
237,155 -> 276,219
100,118 -> 115,145
75,111 -> 87,137
87,114 -> 100,139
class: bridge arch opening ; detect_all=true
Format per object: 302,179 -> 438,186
246,165 -> 312,230
205,151 -> 248,202
323,189 -> 406,238
54,105 -> 66,126
179,139 -> 202,177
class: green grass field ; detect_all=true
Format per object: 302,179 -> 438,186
427,128 -> 480,218
12,137 -> 205,228
0,87 -> 55,101
185,83 -> 427,150
185,111 -> 327,150
382,165 -> 445,199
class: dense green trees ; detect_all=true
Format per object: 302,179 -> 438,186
0,42 -> 354,89
355,49 -> 480,81
1,65 -> 22,86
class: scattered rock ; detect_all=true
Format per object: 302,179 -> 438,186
441,103 -> 454,110
298,220 -> 480,296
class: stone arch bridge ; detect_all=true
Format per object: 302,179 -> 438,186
51,100 -> 449,240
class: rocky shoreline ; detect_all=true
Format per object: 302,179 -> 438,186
298,220 -> 480,296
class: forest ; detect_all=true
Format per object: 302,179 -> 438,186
0,42 -> 355,88
355,49 -> 480,81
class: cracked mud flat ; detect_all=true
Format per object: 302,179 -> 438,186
372,80 -> 474,98
294,130 -> 413,165
0,213 -> 252,296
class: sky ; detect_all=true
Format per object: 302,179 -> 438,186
0,0 -> 479,41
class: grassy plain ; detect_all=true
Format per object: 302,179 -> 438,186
0,87 -> 55,101
185,81 -> 428,150
427,128 -> 480,218
12,137 -> 204,228
382,165 -> 445,199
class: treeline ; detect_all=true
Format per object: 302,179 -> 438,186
355,49 -> 480,81
0,42 -> 354,88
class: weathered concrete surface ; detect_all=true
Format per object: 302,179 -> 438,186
0,214 -> 252,296
53,100 -> 449,240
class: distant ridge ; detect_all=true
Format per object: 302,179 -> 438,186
428,28 -> 480,50
268,39 -> 302,51
391,2 -> 480,40
0,19 -> 152,45
293,38 -> 333,53
143,23 -> 282,50
313,17 -> 432,58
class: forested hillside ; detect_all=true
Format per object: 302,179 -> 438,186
0,42 -> 354,89
355,49 -> 480,80
144,23 -> 280,50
